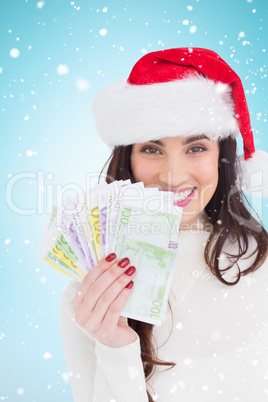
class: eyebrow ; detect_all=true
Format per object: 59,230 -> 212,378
148,134 -> 210,147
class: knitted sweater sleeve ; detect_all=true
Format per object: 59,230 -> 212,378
59,280 -> 149,402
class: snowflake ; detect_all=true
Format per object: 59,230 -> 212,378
99,29 -> 108,37
10,48 -> 20,58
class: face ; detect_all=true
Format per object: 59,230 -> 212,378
131,135 -> 220,230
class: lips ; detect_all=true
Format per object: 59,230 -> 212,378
159,187 -> 197,207
173,187 -> 196,207
173,187 -> 196,203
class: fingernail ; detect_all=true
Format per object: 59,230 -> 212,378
105,253 -> 116,262
118,257 -> 130,268
126,281 -> 134,289
125,266 -> 136,276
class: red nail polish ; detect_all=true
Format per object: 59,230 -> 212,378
125,266 -> 136,276
126,281 -> 134,289
105,253 -> 116,262
118,257 -> 130,268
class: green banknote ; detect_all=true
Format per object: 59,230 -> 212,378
113,189 -> 182,325
114,232 -> 181,325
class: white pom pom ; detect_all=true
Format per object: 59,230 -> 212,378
237,150 -> 268,197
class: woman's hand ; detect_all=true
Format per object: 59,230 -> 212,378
71,253 -> 138,348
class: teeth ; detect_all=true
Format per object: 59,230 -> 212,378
174,188 -> 194,202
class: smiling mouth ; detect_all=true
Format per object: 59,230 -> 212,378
173,187 -> 196,203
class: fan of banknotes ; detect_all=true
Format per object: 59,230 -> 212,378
38,180 -> 183,325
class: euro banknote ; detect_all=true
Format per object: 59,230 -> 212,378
38,181 -> 183,325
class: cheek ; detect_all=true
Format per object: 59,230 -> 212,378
195,158 -> 219,185
131,157 -> 155,184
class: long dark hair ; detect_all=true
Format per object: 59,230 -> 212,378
99,137 -> 268,401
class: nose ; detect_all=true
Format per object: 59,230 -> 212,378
158,156 -> 190,188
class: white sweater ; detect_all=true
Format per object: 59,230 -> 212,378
59,231 -> 268,402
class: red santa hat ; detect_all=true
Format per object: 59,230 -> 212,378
92,47 -> 268,196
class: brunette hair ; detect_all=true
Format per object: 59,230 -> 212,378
99,137 -> 268,401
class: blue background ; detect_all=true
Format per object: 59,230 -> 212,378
1,0 -> 267,400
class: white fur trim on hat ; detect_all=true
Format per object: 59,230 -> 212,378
237,150 -> 268,197
92,75 -> 239,147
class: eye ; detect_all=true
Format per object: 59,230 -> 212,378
141,146 -> 161,154
188,145 -> 206,153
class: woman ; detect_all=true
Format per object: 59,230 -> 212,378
60,48 -> 268,401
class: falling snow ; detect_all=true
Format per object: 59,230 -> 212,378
128,366 -> 139,380
189,25 -> 197,34
57,64 -> 69,75
61,372 -> 69,383
10,48 -> 20,58
43,352 -> 52,359
99,28 -> 108,36
36,1 -> 45,9
75,78 -> 90,91
183,358 -> 192,366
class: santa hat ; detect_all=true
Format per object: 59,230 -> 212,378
92,47 -> 268,196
